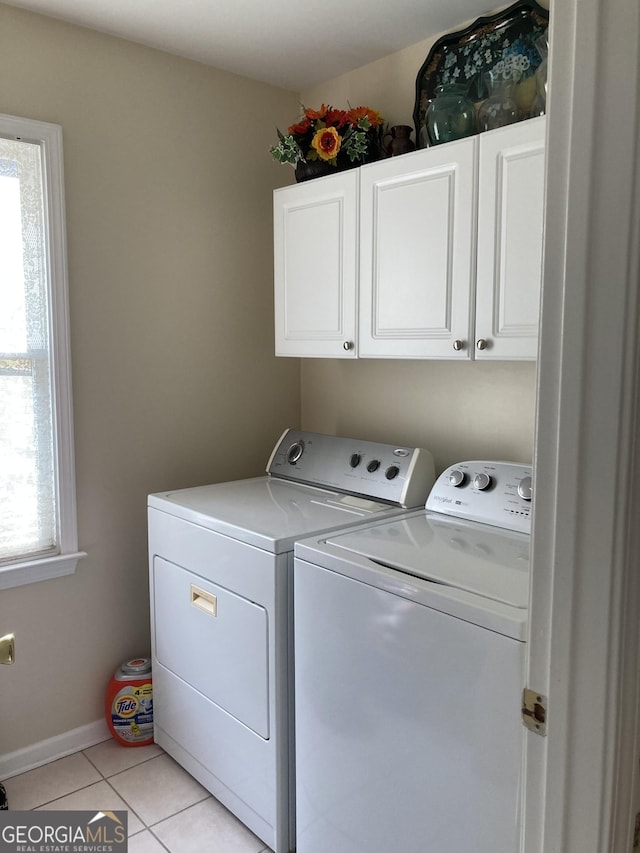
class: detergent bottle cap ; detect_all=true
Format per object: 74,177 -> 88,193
120,657 -> 151,676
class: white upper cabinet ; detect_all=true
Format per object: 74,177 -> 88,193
358,138 -> 476,358
475,116 -> 546,359
273,116 -> 546,360
273,170 -> 358,358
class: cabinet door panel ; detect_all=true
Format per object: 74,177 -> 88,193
274,172 -> 357,357
359,140 -> 476,359
476,117 -> 546,360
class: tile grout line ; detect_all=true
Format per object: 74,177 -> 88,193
80,748 -> 174,838
82,749 -> 169,783
145,792 -> 212,828
143,825 -> 175,852
101,775 -> 148,834
85,749 -> 216,843
9,745 -> 276,851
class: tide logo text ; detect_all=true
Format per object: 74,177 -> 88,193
114,696 -> 139,718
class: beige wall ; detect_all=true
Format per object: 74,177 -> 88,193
300,35 -> 538,473
0,4 -> 300,754
0,3 -> 543,758
300,360 -> 536,473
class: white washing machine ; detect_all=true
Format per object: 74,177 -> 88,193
147,429 -> 435,853
294,460 -> 532,853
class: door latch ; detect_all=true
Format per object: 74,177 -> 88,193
522,688 -> 547,735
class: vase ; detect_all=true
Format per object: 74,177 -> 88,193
529,31 -> 549,118
294,160 -> 339,182
425,84 -> 477,146
385,125 -> 416,157
477,69 -> 522,132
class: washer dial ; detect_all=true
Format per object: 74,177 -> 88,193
448,469 -> 466,487
517,476 -> 533,501
473,472 -> 492,491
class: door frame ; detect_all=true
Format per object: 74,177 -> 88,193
524,0 -> 640,850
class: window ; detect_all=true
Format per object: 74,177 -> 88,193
0,114 -> 84,589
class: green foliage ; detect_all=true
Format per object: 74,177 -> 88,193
269,129 -> 303,165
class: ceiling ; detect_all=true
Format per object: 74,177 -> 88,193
3,0 -> 492,91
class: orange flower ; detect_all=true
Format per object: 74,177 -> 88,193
311,126 -> 341,161
287,116 -> 312,135
325,108 -> 348,127
347,106 -> 384,127
305,104 -> 330,120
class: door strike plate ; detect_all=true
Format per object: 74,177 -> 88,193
0,633 -> 15,665
522,688 -> 547,735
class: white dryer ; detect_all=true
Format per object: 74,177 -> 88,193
293,461 -> 532,853
147,430 -> 435,853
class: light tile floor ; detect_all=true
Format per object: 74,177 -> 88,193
3,740 -> 273,853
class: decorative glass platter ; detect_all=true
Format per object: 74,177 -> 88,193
413,0 -> 549,148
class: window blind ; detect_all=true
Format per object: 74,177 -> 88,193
0,138 -> 57,563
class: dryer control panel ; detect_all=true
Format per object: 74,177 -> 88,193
267,429 -> 435,509
426,461 -> 533,534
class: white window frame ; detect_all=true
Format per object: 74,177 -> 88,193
0,114 -> 85,589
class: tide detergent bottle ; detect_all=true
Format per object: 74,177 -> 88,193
105,658 -> 154,746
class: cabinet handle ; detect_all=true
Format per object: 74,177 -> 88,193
191,584 -> 217,617
476,338 -> 488,351
453,339 -> 464,351
343,341 -> 353,351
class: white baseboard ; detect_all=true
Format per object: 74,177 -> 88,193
0,719 -> 110,780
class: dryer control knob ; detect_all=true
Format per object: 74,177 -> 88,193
385,465 -> 400,480
517,476 -> 533,501
350,453 -> 361,468
287,441 -> 305,464
473,472 -> 492,491
449,469 -> 466,487
367,459 -> 381,473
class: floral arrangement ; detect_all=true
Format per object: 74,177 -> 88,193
270,104 -> 385,171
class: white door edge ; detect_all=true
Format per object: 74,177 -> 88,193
525,1 -> 640,851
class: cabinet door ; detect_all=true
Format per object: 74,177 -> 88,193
274,171 -> 358,358
475,116 -> 546,360
358,139 -> 476,359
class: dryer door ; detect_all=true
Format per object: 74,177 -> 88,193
153,556 -> 269,737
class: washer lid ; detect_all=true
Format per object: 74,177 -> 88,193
323,511 -> 529,608
148,476 -> 397,553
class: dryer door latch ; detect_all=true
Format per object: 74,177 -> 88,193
522,688 -> 547,736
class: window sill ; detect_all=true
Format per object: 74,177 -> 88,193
0,552 -> 87,590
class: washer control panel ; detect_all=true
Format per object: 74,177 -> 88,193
426,461 -> 533,534
267,429 -> 436,508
